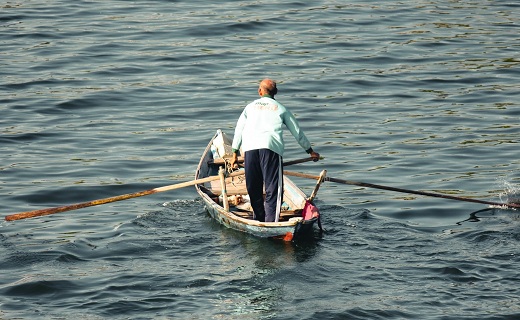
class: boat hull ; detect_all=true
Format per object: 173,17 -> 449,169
199,189 -> 318,240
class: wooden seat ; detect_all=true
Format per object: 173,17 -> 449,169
231,210 -> 302,221
208,157 -> 244,166
205,175 -> 248,195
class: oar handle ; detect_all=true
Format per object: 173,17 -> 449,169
283,157 -> 319,166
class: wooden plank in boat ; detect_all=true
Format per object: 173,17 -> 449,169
232,210 -> 302,221
208,157 -> 244,166
206,175 -> 248,195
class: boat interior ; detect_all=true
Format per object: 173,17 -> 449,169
198,169 -> 305,222
197,130 -> 306,222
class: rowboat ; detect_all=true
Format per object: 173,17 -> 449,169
195,130 -> 324,241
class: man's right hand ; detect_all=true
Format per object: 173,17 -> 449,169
230,152 -> 239,169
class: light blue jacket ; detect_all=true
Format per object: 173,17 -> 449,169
232,96 -> 312,156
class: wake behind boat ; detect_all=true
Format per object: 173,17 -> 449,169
195,130 -> 324,241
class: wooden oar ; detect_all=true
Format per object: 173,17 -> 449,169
4,170 -> 246,222
284,171 -> 520,209
5,157 -> 317,221
283,156 -> 320,166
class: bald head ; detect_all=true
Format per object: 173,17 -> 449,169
258,78 -> 278,97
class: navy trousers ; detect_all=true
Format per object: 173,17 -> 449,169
244,149 -> 283,222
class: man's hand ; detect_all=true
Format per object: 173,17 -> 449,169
310,151 -> 320,162
230,152 -> 239,169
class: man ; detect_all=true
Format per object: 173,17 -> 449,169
230,79 -> 320,223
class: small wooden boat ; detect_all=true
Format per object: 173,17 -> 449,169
195,130 -> 324,241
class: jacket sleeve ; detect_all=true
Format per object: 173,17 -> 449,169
232,109 -> 247,152
283,110 -> 312,152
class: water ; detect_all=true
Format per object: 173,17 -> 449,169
1,0 -> 519,319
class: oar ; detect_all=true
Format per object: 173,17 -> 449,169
284,171 -> 520,209
4,171 -> 246,221
5,157 -> 317,221
283,156 -> 320,166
